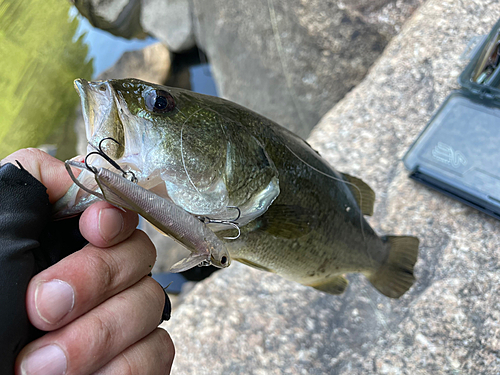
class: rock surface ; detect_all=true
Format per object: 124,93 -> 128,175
162,1 -> 500,374
74,0 -> 196,52
140,0 -> 195,52
97,42 -> 171,82
73,0 -> 147,39
192,0 -> 423,138
74,0 -> 422,137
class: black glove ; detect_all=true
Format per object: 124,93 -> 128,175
0,163 -> 87,374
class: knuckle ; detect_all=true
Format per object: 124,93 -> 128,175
2,149 -> 44,176
25,147 -> 47,159
86,248 -> 119,292
134,229 -> 155,251
123,210 -> 140,229
118,330 -> 173,375
87,311 -> 116,352
10,148 -> 44,162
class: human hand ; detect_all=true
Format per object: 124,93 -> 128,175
0,149 -> 174,375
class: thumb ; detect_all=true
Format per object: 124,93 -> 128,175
1,148 -> 76,203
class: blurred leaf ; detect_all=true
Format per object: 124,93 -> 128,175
0,0 -> 93,160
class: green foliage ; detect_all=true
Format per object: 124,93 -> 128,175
0,0 -> 93,159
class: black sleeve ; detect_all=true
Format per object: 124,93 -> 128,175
0,163 -> 87,375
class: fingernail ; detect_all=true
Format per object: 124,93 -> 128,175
35,280 -> 74,324
21,344 -> 67,375
99,207 -> 124,241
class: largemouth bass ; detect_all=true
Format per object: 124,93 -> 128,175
56,78 -> 419,298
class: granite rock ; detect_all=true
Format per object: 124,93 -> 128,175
140,0 -> 195,52
72,0 -> 147,39
342,0 -> 423,36
73,0 -> 422,136
162,1 -> 500,374
74,0 -> 195,51
97,42 -> 171,82
191,0 -> 423,138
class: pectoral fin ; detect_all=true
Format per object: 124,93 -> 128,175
341,173 -> 375,216
308,275 -> 349,295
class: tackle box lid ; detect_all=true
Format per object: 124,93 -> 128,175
403,90 -> 500,219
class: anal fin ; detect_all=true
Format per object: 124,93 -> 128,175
309,275 -> 349,295
341,173 -> 376,216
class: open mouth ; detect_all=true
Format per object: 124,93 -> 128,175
73,79 -> 168,199
74,79 -> 131,172
74,79 -> 118,142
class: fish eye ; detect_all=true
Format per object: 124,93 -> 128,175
145,89 -> 176,113
221,256 -> 228,265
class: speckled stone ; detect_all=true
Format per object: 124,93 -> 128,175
163,1 -> 500,374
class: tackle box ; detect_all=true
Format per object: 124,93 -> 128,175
403,18 -> 500,220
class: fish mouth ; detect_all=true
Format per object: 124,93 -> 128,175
74,79 -> 136,172
74,79 -> 122,146
74,79 -> 163,189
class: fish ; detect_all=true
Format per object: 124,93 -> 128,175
56,78 -> 419,298
64,161 -> 230,272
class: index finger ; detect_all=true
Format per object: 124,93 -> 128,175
1,148 -> 76,203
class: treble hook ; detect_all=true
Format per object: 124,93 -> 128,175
198,206 -> 242,240
85,137 -> 137,183
227,206 -> 241,221
220,221 -> 241,240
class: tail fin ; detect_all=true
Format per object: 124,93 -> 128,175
368,236 -> 419,298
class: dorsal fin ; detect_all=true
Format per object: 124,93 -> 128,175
341,173 -> 375,216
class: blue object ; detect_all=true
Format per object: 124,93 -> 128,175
404,18 -> 500,220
